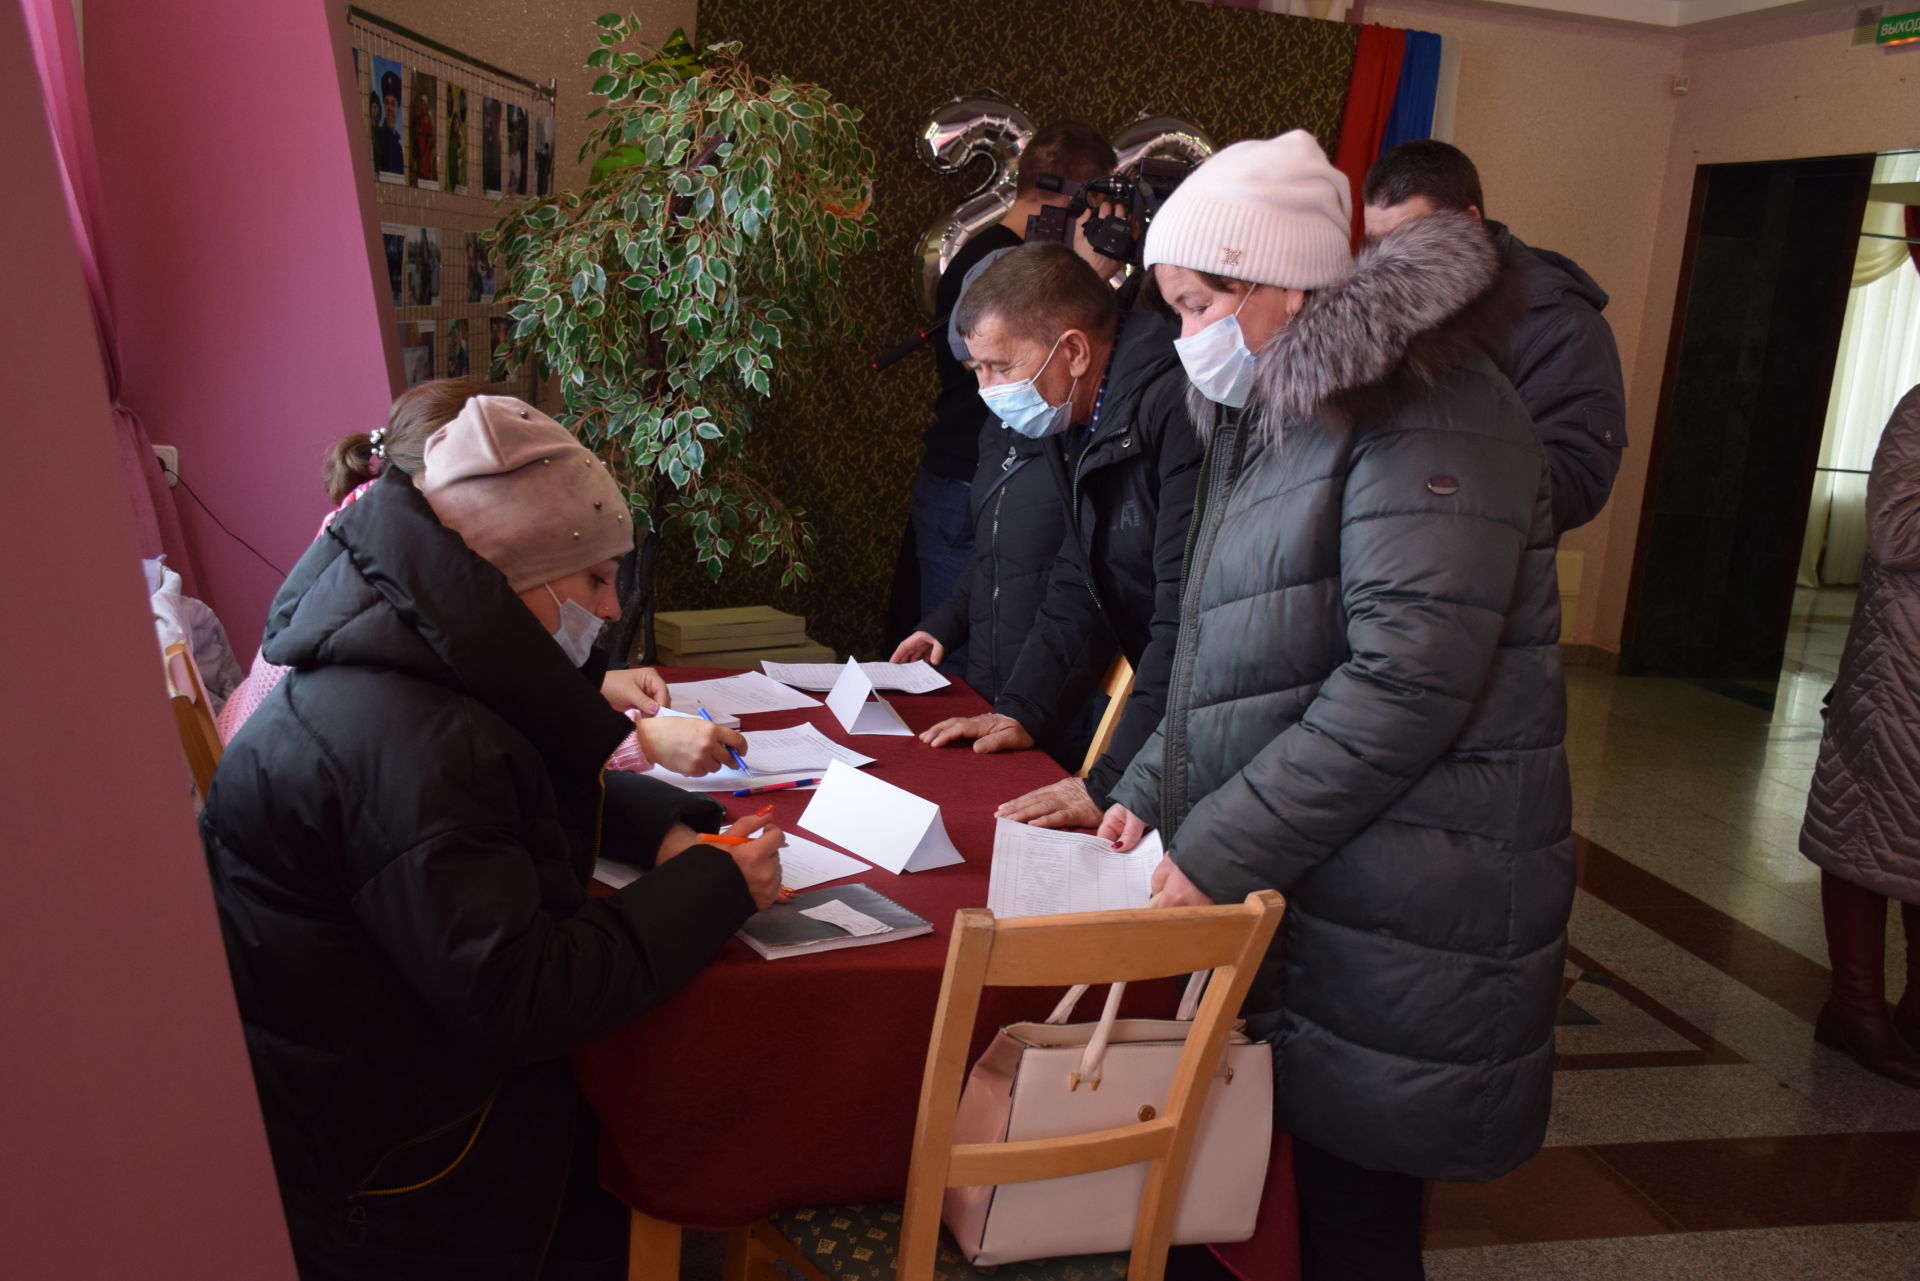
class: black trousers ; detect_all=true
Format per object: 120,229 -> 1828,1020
1293,1138 -> 1427,1281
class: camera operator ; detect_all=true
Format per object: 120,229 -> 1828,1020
911,242 -> 1202,826
895,121 -> 1117,655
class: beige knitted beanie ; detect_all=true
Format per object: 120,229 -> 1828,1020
1144,130 -> 1353,291
421,395 -> 632,592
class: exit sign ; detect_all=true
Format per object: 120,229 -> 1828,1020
1879,9 -> 1920,43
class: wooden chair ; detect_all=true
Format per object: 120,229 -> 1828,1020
1078,654 -> 1135,777
727,890 -> 1285,1281
164,641 -> 222,800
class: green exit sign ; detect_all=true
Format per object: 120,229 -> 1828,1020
1879,9 -> 1920,43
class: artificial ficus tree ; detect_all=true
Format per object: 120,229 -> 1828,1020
490,17 -> 877,660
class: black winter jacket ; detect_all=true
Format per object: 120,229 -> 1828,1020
993,311 -> 1203,803
199,472 -> 754,1280
918,417 -> 1070,706
1488,221 -> 1627,535
1111,212 -> 1573,1183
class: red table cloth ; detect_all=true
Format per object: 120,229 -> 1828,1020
572,668 -> 1295,1281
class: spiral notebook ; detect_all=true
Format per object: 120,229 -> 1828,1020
737,883 -> 932,960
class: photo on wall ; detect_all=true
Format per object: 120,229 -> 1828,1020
488,315 -> 513,377
466,232 -> 496,303
399,321 -> 436,388
446,318 -> 471,378
371,55 -> 406,183
405,225 -> 441,307
380,223 -> 408,308
446,83 -> 469,195
481,96 -> 503,197
505,102 -> 528,197
533,109 -> 555,196
410,69 -> 440,190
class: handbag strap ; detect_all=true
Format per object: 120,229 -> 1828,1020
1175,971 -> 1209,1021
1070,983 -> 1129,1090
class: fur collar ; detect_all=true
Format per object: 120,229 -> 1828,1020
1190,210 -> 1511,446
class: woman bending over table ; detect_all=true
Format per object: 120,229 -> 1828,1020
200,395 -> 782,1279
1099,132 -> 1573,1280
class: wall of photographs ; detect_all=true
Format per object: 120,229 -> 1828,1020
347,8 -> 556,397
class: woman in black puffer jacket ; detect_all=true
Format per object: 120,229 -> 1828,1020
1099,132 -> 1572,1280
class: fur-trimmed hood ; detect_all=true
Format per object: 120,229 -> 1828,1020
1190,210 -> 1514,445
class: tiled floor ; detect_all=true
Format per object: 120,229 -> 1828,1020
1423,588 -> 1920,1277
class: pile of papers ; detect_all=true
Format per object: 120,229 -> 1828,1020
762,659 -> 949,694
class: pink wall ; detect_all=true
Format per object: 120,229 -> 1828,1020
0,2 -> 296,1274
85,0 -> 398,654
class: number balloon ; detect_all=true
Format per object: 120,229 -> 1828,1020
1109,114 -> 1216,173
913,95 -> 1034,314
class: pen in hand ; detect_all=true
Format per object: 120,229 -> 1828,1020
697,706 -> 752,774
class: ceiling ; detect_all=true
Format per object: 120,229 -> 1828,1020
1409,0 -> 1870,30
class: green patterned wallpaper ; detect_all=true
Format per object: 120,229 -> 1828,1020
657,0 -> 1357,659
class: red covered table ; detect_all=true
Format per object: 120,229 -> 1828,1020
571,668 -> 1296,1281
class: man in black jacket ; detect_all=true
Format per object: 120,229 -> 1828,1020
916,243 -> 1202,819
201,397 -> 780,1279
1364,140 -> 1627,536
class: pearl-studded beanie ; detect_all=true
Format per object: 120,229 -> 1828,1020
421,395 -> 632,592
1143,130 -> 1353,291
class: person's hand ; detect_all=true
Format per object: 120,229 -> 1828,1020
653,821 -> 700,866
601,667 -> 671,715
995,776 -> 1103,829
1072,199 -> 1128,282
633,716 -> 747,776
1148,856 -> 1212,908
1096,803 -> 1148,851
921,713 -> 1034,753
890,631 -> 947,666
715,815 -> 784,911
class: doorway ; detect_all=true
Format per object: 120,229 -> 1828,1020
1621,153 -> 1876,700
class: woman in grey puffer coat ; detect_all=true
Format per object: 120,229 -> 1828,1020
1098,132 -> 1571,1281
1799,384 -> 1920,1087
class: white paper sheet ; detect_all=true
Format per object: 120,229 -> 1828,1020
651,703 -> 739,729
823,659 -> 913,736
738,723 -> 877,774
762,659 -> 951,694
797,760 -> 964,874
776,833 -> 870,892
986,818 -> 1166,918
644,765 -> 821,793
799,899 -> 891,937
666,671 -> 822,716
592,859 -> 643,890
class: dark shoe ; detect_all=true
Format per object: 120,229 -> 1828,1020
1814,1002 -> 1920,1087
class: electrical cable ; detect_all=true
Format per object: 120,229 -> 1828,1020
158,460 -> 288,577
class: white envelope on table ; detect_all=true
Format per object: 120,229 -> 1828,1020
798,761 -> 964,874
824,657 -> 912,736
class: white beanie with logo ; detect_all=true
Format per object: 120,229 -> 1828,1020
1144,130 -> 1353,291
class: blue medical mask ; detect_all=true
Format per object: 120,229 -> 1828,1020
545,584 -> 605,667
1174,287 -> 1261,409
978,334 -> 1078,439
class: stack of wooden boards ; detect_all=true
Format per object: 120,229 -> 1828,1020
653,606 -> 834,669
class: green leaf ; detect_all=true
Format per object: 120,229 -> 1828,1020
595,12 -> 622,27
591,74 -> 617,95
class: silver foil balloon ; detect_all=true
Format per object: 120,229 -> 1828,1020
914,95 -> 1034,314
1109,114 -> 1216,173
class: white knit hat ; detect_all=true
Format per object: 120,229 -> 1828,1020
1144,130 -> 1353,291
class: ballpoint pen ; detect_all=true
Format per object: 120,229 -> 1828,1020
730,778 -> 818,797
697,706 -> 752,774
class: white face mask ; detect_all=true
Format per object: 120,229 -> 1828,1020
1174,286 -> 1261,409
977,334 -> 1077,439
544,584 -> 605,667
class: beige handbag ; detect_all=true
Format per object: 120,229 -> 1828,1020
941,976 -> 1273,1266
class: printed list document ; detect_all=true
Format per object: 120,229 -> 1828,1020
762,659 -> 951,694
986,819 -> 1167,919
666,671 -> 822,716
737,723 -> 877,774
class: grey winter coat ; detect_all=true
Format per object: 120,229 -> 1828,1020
1110,211 -> 1573,1184
1801,385 -> 1920,904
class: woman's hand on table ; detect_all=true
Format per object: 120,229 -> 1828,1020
601,667 -> 672,715
633,716 -> 746,776
890,631 -> 946,666
717,815 -> 784,911
1147,856 -> 1212,909
995,776 -> 1103,828
920,712 -> 1034,753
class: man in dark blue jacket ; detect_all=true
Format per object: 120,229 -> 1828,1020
1364,140 -> 1627,536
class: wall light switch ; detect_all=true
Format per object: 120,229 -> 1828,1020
152,444 -> 178,487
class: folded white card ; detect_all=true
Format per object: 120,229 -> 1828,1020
797,760 -> 964,874
824,657 -> 913,736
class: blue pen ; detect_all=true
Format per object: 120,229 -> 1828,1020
698,706 -> 752,774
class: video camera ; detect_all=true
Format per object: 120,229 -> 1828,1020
1025,156 -> 1195,268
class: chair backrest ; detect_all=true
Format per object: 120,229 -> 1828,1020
164,641 -> 222,800
1077,654 -> 1135,777
897,890 -> 1285,1281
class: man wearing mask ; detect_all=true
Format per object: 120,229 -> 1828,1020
896,121 -> 1119,650
910,243 -> 1202,824
1364,140 -> 1627,536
